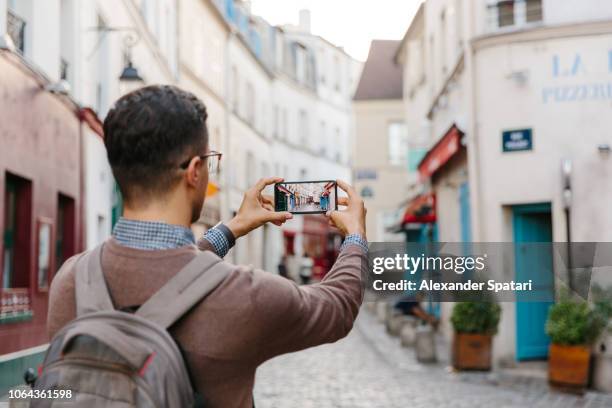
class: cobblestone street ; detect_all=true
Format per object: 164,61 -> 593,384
254,310 -> 612,408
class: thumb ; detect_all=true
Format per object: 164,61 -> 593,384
270,211 -> 293,223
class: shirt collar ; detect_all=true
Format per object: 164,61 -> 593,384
112,217 -> 196,250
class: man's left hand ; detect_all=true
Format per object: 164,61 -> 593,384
226,177 -> 293,239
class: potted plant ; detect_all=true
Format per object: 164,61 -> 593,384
545,294 -> 607,393
451,301 -> 501,370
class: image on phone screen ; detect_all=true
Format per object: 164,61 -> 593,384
274,181 -> 338,214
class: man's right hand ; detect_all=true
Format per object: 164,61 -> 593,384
326,180 -> 367,238
226,177 -> 293,239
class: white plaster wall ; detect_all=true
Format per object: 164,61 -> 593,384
475,35 -> 612,243
84,130 -> 113,250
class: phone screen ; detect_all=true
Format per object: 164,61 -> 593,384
274,181 -> 338,214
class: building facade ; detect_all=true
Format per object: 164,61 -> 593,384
0,0 -> 360,392
398,0 -> 612,366
215,1 -> 361,274
353,40 -> 410,243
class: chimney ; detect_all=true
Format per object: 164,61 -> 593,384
299,9 -> 311,33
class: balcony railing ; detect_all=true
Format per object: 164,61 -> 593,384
0,288 -> 32,316
487,0 -> 543,31
7,9 -> 26,53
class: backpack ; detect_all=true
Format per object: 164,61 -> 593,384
32,244 -> 231,408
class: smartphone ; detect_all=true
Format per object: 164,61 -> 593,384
274,180 -> 338,214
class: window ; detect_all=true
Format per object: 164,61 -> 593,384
456,0 -> 464,48
319,48 -> 326,84
245,82 -> 255,125
282,109 -> 288,140
360,187 -> 374,198
37,218 -> 53,290
60,0 -> 71,84
388,122 -> 408,166
273,105 -> 279,139
498,1 -> 515,27
526,0 -> 543,23
3,173 -> 32,289
335,128 -> 341,162
245,152 -> 256,188
334,55 -> 341,91
231,66 -> 239,112
440,8 -> 447,73
319,121 -> 327,155
95,14 -> 110,116
6,1 -> 26,54
429,35 -> 435,89
97,214 -> 107,245
298,109 -> 308,146
56,194 -> 76,272
295,43 -> 306,83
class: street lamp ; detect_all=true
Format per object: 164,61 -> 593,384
598,143 -> 611,159
118,33 -> 144,95
119,60 -> 144,94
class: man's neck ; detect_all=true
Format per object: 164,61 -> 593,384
122,203 -> 192,228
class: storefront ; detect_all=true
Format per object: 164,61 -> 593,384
301,215 -> 342,280
0,51 -> 92,394
418,124 -> 469,244
470,31 -> 612,363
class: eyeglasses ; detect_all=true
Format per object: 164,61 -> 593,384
179,151 -> 223,174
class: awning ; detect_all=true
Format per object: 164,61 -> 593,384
418,124 -> 464,181
402,193 -> 436,224
206,182 -> 220,197
277,185 -> 291,195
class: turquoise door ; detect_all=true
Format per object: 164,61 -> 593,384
513,203 -> 554,360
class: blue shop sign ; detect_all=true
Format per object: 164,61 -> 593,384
355,169 -> 378,180
502,129 -> 532,152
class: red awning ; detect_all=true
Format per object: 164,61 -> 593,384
277,185 -> 291,195
418,124 -> 463,181
402,193 -> 436,224
79,107 -> 104,138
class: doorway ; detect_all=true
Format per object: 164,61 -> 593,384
513,203 -> 554,360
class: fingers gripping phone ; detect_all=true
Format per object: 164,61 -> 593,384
274,180 -> 338,214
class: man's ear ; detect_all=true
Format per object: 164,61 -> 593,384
185,156 -> 203,187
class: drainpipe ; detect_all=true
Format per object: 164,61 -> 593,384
561,158 -> 573,291
223,28 -> 235,262
463,1 -> 484,242
77,109 -> 87,252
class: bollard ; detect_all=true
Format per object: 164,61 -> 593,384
592,332 -> 612,393
415,325 -> 437,363
400,317 -> 419,347
386,313 -> 410,336
376,301 -> 388,323
8,385 -> 31,408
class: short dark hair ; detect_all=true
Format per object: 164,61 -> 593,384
103,85 -> 208,202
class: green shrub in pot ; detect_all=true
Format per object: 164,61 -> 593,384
451,301 -> 501,335
545,295 -> 606,346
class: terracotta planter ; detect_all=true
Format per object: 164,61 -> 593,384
452,332 -> 492,371
548,343 -> 590,393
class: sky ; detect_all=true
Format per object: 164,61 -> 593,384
250,0 -> 423,61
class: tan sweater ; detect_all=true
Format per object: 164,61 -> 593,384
47,238 -> 366,407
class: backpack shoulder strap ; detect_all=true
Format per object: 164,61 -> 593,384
75,244 -> 114,316
136,251 -> 232,329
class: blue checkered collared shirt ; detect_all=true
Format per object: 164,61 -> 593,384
341,234 -> 368,253
113,217 -> 366,257
113,218 -> 196,250
112,217 -> 232,257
